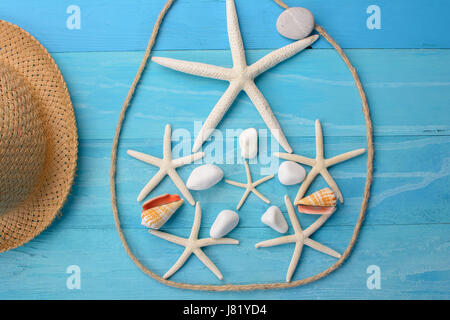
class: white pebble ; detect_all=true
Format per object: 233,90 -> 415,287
239,128 -> 258,159
278,161 -> 306,185
276,7 -> 315,40
210,210 -> 239,238
186,164 -> 223,190
261,206 -> 288,233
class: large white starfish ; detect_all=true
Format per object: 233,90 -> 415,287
149,202 -> 239,280
152,0 -> 319,153
127,124 -> 204,205
275,120 -> 366,205
256,195 -> 341,282
225,160 -> 274,210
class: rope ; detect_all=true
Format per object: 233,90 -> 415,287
273,0 -> 289,9
110,0 -> 374,291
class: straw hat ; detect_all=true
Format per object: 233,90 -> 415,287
0,21 -> 78,252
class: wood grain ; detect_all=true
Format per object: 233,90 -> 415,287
54,49 -> 450,140
1,224 -> 448,299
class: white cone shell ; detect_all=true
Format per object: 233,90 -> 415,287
261,206 -> 288,234
239,128 -> 258,159
210,210 -> 239,239
186,164 -> 224,191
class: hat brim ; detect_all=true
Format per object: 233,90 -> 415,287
0,21 -> 78,252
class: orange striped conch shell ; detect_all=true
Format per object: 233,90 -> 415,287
141,194 -> 184,229
297,188 -> 337,215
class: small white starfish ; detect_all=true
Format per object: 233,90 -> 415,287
225,160 -> 274,210
152,0 -> 319,153
149,201 -> 239,280
256,195 -> 341,282
275,120 -> 366,205
128,124 -> 204,205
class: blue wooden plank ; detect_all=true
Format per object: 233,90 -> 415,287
51,49 -> 450,140
1,130 -> 448,299
1,0 -> 449,52
56,135 -> 449,231
0,224 -> 448,299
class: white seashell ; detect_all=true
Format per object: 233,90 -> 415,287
278,161 -> 306,185
276,7 -> 315,40
261,206 -> 288,233
239,128 -> 258,159
210,210 -> 239,239
186,164 -> 223,191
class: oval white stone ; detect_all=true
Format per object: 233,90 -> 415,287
261,206 -> 288,234
278,161 -> 306,185
276,7 -> 315,40
210,210 -> 239,239
239,128 -> 258,159
186,164 -> 223,190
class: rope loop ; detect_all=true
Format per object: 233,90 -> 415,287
110,0 -> 374,291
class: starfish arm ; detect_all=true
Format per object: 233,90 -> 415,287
315,120 -> 324,159
248,34 -> 319,78
193,248 -> 224,280
304,214 -> 332,238
274,152 -> 315,167
294,167 -> 320,205
251,188 -> 271,204
286,241 -> 304,283
149,230 -> 186,247
198,238 -> 239,247
189,202 -> 202,239
325,148 -> 366,167
243,160 -> 252,183
192,81 -> 242,152
284,195 -> 302,234
304,238 -> 341,259
253,174 -> 275,186
163,124 -> 172,161
320,168 -> 344,203
244,81 -> 292,153
225,179 -> 247,188
152,56 -> 233,81
163,248 -> 192,279
236,188 -> 251,210
226,0 -> 246,69
167,169 -> 195,206
172,152 -> 205,168
255,235 -> 296,248
127,150 -> 162,167
137,169 -> 166,202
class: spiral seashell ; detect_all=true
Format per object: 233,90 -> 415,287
298,188 -> 336,207
141,194 -> 184,229
297,188 -> 337,215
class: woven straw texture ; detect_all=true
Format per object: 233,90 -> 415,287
0,20 -> 78,252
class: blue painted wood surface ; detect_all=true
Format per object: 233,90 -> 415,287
0,0 -> 449,299
1,0 -> 450,52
